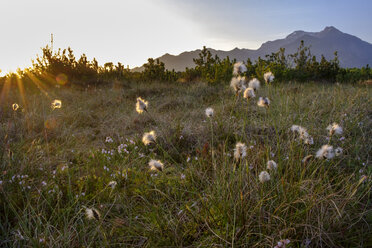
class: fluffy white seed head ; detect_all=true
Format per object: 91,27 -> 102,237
149,159 -> 164,171
326,122 -> 343,136
230,76 -> 245,93
290,125 -> 300,132
248,78 -> 260,91
257,97 -> 270,108
264,71 -> 275,83
136,97 -> 148,114
298,126 -> 308,137
233,62 -> 247,76
85,207 -> 100,220
335,147 -> 343,156
108,181 -> 117,189
259,171 -> 271,183
291,125 -> 313,144
234,142 -> 247,160
316,145 -> 335,160
243,88 -> 255,99
291,125 -> 307,135
205,107 -> 214,118
51,99 -> 62,109
12,103 -> 19,111
266,160 -> 278,170
142,131 -> 157,145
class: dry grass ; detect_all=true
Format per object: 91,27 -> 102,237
0,80 -> 371,247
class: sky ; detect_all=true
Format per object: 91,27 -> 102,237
1,0 -> 371,75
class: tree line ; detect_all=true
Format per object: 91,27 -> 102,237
0,41 -> 371,88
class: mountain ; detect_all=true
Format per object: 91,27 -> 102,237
133,26 -> 372,71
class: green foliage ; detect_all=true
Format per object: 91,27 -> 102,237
191,46 -> 233,84
0,42 -> 371,89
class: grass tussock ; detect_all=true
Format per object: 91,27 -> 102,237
0,80 -> 371,247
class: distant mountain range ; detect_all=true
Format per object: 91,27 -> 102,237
133,26 -> 372,71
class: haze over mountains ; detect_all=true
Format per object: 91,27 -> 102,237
134,26 -> 372,71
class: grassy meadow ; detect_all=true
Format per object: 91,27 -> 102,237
0,80 -> 371,247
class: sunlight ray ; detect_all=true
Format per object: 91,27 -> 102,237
16,75 -> 27,109
26,71 -> 51,98
0,75 -> 12,104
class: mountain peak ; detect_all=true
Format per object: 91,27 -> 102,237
286,30 -> 307,39
321,26 -> 341,33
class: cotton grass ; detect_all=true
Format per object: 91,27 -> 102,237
85,207 -> 100,220
230,76 -> 246,94
142,130 -> 157,145
233,61 -> 247,76
149,159 -> 164,171
243,88 -> 255,99
327,122 -> 343,136
234,142 -> 247,161
259,171 -> 270,183
248,78 -> 260,91
263,71 -> 274,83
136,97 -> 148,114
205,107 -> 214,118
257,97 -> 270,108
108,181 -> 117,189
316,145 -> 335,160
290,125 -> 314,144
266,160 -> 277,170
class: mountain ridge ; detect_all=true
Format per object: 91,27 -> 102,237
132,26 -> 372,71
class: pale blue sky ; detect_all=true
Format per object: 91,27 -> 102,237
0,0 -> 371,74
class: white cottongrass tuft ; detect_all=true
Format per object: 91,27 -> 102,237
233,61 -> 247,76
243,88 -> 255,99
230,76 -> 246,94
259,171 -> 270,183
230,77 -> 241,93
257,97 -> 270,108
136,97 -> 148,114
248,78 -> 260,91
85,207 -> 100,220
335,147 -> 343,156
142,130 -> 157,145
266,160 -> 278,170
263,71 -> 275,83
108,181 -> 117,189
326,122 -> 343,136
205,107 -> 214,118
51,100 -> 62,109
316,145 -> 335,160
290,125 -> 301,133
290,125 -> 313,145
234,142 -> 247,161
148,159 -> 164,171
12,103 -> 19,111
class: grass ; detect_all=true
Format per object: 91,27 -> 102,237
0,80 -> 371,247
